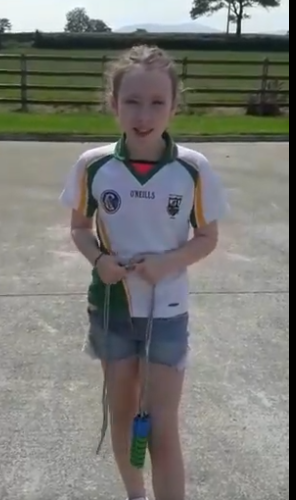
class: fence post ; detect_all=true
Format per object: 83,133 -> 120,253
260,57 -> 269,111
20,54 -> 28,112
181,57 -> 188,112
101,55 -> 107,114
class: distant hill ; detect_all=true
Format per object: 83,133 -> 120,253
275,30 -> 289,35
115,23 -> 221,34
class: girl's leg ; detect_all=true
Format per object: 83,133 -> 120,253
147,364 -> 186,500
142,314 -> 189,500
87,309 -> 147,499
105,357 -> 147,499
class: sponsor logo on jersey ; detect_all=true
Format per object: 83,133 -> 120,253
167,194 -> 183,218
101,190 -> 121,214
130,190 -> 155,200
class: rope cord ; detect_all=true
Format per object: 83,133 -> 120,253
96,260 -> 155,455
96,283 -> 111,455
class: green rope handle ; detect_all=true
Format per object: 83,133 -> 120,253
130,413 -> 151,469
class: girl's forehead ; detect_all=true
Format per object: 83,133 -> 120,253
119,67 -> 172,95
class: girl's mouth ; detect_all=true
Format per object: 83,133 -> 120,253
133,128 -> 154,138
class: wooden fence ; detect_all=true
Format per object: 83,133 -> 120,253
0,53 -> 290,112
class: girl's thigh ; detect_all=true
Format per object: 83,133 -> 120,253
85,307 -> 141,412
139,313 -> 190,414
85,307 -> 140,362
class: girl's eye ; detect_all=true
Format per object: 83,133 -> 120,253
125,99 -> 139,105
153,101 -> 165,105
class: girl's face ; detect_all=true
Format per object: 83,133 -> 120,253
112,66 -> 176,149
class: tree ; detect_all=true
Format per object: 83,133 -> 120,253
64,7 -> 111,33
86,19 -> 111,33
190,0 -> 281,36
0,18 -> 12,33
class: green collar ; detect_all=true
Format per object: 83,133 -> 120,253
114,131 -> 177,164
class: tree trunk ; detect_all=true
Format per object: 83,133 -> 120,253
236,2 -> 244,36
236,16 -> 242,36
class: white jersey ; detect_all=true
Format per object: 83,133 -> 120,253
60,133 -> 228,318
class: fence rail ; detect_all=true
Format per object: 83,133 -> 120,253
0,84 -> 290,95
0,53 -> 290,65
0,69 -> 290,81
0,53 -> 289,112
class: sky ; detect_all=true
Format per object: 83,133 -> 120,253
1,0 -> 290,33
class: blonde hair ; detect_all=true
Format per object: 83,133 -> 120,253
106,45 -> 180,103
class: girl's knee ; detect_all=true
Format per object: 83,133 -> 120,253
107,359 -> 140,421
149,411 -> 179,455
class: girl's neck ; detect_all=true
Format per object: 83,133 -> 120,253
125,136 -> 166,162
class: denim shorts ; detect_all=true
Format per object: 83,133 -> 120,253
83,307 -> 190,371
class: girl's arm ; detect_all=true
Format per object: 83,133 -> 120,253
70,209 -> 128,284
135,221 -> 219,284
70,209 -> 101,267
166,221 -> 219,272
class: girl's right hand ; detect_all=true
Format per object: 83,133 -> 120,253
95,255 -> 127,285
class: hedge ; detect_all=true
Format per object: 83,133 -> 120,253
0,32 -> 36,49
33,32 -> 289,52
0,31 -> 290,52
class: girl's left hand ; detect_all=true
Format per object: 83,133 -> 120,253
134,255 -> 172,285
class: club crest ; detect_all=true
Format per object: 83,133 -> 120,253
101,190 -> 121,214
167,194 -> 183,218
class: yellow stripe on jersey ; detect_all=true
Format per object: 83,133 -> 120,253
176,156 -> 206,229
195,177 -> 206,228
96,211 -> 133,316
78,156 -> 111,218
97,212 -> 111,253
78,168 -> 88,216
122,279 -> 132,316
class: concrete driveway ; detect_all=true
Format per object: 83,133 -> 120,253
0,141 -> 289,500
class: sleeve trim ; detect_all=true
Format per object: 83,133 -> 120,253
194,176 -> 206,228
78,167 -> 88,216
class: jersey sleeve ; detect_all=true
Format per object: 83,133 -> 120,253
190,154 -> 229,229
59,154 -> 98,218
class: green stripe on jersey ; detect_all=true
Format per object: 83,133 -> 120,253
85,155 -> 113,217
88,272 -> 131,316
177,158 -> 199,228
114,131 -> 178,186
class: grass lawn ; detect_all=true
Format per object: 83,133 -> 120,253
0,48 -> 289,109
0,112 -> 289,136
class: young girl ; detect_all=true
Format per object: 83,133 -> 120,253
60,45 -> 228,500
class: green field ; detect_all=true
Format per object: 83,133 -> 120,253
0,113 -> 289,136
0,48 -> 290,112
